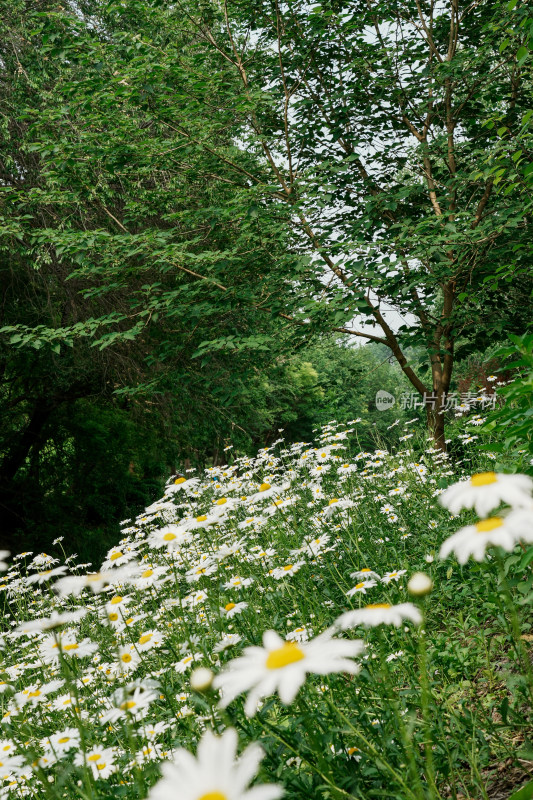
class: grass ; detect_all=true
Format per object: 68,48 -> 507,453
0,416 -> 532,799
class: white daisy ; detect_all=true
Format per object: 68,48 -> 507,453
334,603 -> 422,629
164,476 -> 200,493
223,576 -> 253,590
439,472 -> 533,516
117,645 -> 141,673
214,629 -> 363,717
213,633 -> 243,653
53,566 -> 136,597
75,746 -> 117,779
25,566 -> 68,585
351,568 -> 381,581
346,580 -> 377,596
271,562 -> 303,580
146,727 -> 282,800
148,525 -> 191,550
46,728 -> 80,756
439,510 -> 533,564
174,653 -> 202,673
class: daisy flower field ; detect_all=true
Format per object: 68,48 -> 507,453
0,419 -> 532,800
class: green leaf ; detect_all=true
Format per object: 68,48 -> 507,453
507,780 -> 533,800
517,46 -> 529,66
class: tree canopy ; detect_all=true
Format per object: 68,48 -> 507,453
0,0 -> 531,553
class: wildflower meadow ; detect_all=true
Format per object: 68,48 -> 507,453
0,415 -> 532,800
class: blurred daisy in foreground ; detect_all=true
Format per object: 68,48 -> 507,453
439,472 -> 533,517
53,566 -> 137,597
334,603 -> 422,629
214,629 -> 363,717
25,565 -> 68,585
147,727 -> 282,800
439,510 -> 533,564
14,609 -> 87,635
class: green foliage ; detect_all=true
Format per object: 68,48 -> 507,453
4,399 -> 179,561
483,333 -> 533,464
1,0 -> 532,454
0,0 -> 532,551
149,0 -> 533,444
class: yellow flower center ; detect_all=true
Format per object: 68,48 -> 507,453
355,582 -> 365,589
329,498 -> 338,505
27,691 -> 41,698
259,483 -> 271,492
266,642 -> 305,670
283,564 -> 293,571
63,643 -> 78,651
138,634 -> 152,645
108,613 -> 118,621
225,603 -> 236,611
360,568 -> 371,573
174,477 -> 186,484
471,472 -> 497,487
198,793 -> 227,800
57,737 -> 70,744
142,569 -> 153,578
216,498 -> 227,505
196,515 -> 207,523
163,532 -> 177,541
110,596 -> 123,605
121,653 -> 132,663
475,517 -> 503,533
88,754 -> 101,762
110,552 -> 122,561
365,603 -> 391,610
120,700 -> 137,710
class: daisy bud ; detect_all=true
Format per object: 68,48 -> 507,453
408,572 -> 433,596
190,667 -> 214,693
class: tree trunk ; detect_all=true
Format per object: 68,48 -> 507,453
0,399 -> 55,549
0,399 -> 54,485
426,401 -> 446,451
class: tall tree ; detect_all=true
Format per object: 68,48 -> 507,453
1,0 -> 531,461
0,0 -> 298,548
156,0 -> 532,448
